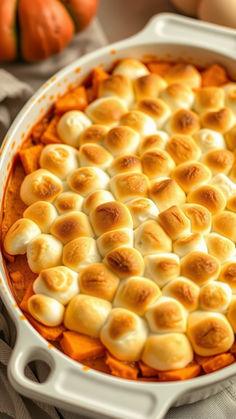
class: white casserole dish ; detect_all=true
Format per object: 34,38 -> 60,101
0,13 -> 236,419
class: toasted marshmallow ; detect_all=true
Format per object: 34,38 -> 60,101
136,98 -> 171,129
187,311 -> 234,356
114,276 -> 161,315
79,263 -> 119,301
63,237 -> 100,272
98,74 -> 134,106
27,234 -> 63,273
220,262 -> 236,293
225,124 -> 236,150
79,124 -> 109,146
166,134 -> 201,165
141,148 -> 175,179
57,111 -> 91,147
150,178 -> 186,212
83,190 -> 115,215
194,87 -> 224,115
213,210 -> 236,242
224,83 -> 236,115
146,296 -> 187,333
105,246 -> 144,278
54,192 -> 83,214
105,126 -> 140,156
23,202 -> 57,233
39,144 -> 78,179
86,97 -> 127,126
28,294 -> 65,326
20,169 -> 62,206
181,203 -> 212,234
110,172 -> 149,202
67,167 -> 109,196
199,282 -> 232,313
210,174 -> 236,201
119,110 -> 156,137
97,228 -> 133,257
193,129 -> 226,154
187,184 -> 226,215
64,294 -> 111,337
160,82 -> 194,111
33,266 -> 79,305
50,212 -> 93,244
172,161 -> 211,193
162,277 -> 200,311
173,233 -> 207,258
227,195 -> 236,212
204,149 -> 234,175
202,107 -> 235,133
91,201 -> 133,236
165,109 -> 200,136
144,253 -> 180,287
134,220 -> 172,255
134,73 -> 167,100
113,58 -> 149,80
100,307 -> 148,361
126,198 -> 159,228
142,333 -> 193,371
165,63 -> 201,89
227,296 -> 236,332
181,251 -> 220,286
78,144 -> 113,169
4,218 -> 40,255
139,131 -> 169,154
108,155 -> 142,177
158,205 -> 191,240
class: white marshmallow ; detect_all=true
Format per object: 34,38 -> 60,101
160,82 -> 194,111
224,83 -> 236,115
193,129 -> 225,154
144,253 -> 180,287
119,110 -> 156,137
145,296 -> 187,333
63,237 -> 101,272
199,282 -> 232,313
54,192 -> 83,214
23,202 -> 58,233
39,144 -> 79,179
28,294 -> 65,326
27,234 -> 63,273
4,218 -> 40,255
126,198 -> 159,228
173,233 -> 208,258
67,167 -> 110,197
57,111 -> 91,147
20,169 -> 63,206
210,173 -> 236,200
113,58 -> 149,80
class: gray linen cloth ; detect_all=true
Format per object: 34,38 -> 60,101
1,16 -> 236,419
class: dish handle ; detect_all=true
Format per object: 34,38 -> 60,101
8,322 -> 186,419
134,13 -> 236,58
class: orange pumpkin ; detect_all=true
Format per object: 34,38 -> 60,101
0,0 -> 98,62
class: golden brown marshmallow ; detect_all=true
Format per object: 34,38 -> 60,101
224,83 -> 236,115
4,218 -> 40,255
105,246 -> 144,278
181,251 -> 220,286
110,172 -> 149,203
141,148 -> 175,179
23,201 -> 57,233
166,134 -> 201,164
79,263 -> 119,302
83,190 -> 115,215
78,143 -> 113,169
100,307 -> 148,361
97,228 -> 133,257
113,58 -> 149,80
85,97 -> 127,126
54,192 -> 83,214
114,276 -> 161,315
145,296 -> 187,333
136,98 -> 171,129
108,155 -> 142,177
194,87 -> 225,115
227,195 -> 236,212
181,203 -> 212,234
50,211 -> 93,244
63,237 -> 100,272
142,333 -> 193,371
162,277 -> 200,311
225,124 -> 236,150
134,220 -> 172,255
126,198 -> 159,228
39,144 -> 78,179
187,184 -> 226,215
201,107 -> 235,133
165,63 -> 201,89
205,233 -> 235,263
158,205 -> 191,240
90,201 -> 133,236
139,132 -> 169,154
204,149 -> 234,175
98,74 -> 134,106
104,126 -> 140,156
20,169 -> 62,206
199,282 -> 232,312
219,262 -> 236,293
64,294 -> 111,337
134,73 -> 167,100
150,178 -> 186,212
67,167 -> 109,196
144,253 -> 180,287
119,110 -> 156,137
173,233 -> 207,258
166,109 -> 200,136
187,311 -> 234,356
27,234 -> 63,273
28,294 -> 65,326
79,124 -> 109,146
213,210 -> 236,242
57,111 -> 91,147
172,161 -> 211,193
159,82 -> 194,111
227,296 -> 236,332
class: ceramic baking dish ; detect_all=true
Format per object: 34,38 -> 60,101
1,13 -> 236,419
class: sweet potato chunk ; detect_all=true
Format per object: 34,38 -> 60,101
19,280 -> 34,313
61,331 -> 105,361
146,61 -> 173,77
55,86 -> 87,113
105,352 -> 139,380
157,364 -> 201,381
26,314 -> 65,341
201,353 -> 235,374
230,342 -> 236,356
19,144 -> 43,174
139,361 -> 158,377
201,64 -> 229,87
32,120 -> 49,142
90,67 -> 109,101
41,116 -> 61,144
